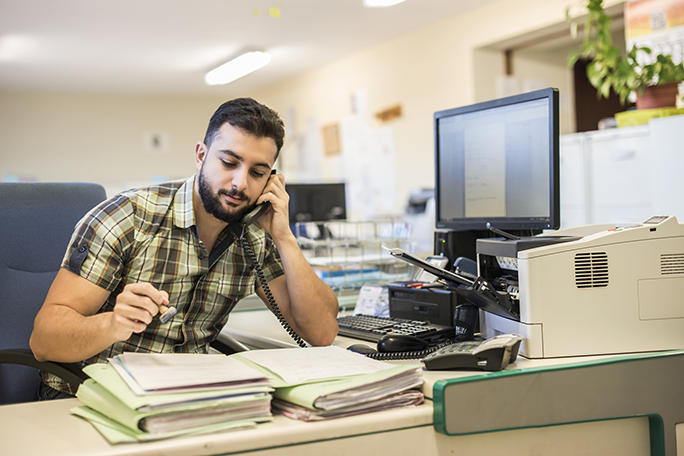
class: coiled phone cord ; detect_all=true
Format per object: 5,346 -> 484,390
361,338 -> 454,361
238,232 -> 309,348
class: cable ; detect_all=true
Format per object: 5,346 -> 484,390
360,338 -> 454,361
238,231 -> 308,348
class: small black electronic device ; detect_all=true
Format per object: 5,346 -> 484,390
387,285 -> 462,327
377,334 -> 430,353
421,334 -> 523,371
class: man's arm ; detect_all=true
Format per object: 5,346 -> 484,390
253,173 -> 339,346
30,268 -> 167,363
255,239 -> 339,346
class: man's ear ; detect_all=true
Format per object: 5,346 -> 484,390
195,142 -> 207,171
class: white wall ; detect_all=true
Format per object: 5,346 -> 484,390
0,92 -> 229,196
251,0 -> 624,218
0,0 -> 625,214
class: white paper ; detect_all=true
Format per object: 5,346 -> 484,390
115,353 -> 268,391
238,346 -> 394,385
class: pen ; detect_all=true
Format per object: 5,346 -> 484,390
159,304 -> 177,324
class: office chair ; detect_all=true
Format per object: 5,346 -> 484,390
0,181 -> 249,404
0,182 -> 107,404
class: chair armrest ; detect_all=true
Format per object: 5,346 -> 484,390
210,333 -> 249,355
0,348 -> 88,391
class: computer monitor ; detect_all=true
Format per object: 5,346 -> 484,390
285,183 -> 347,223
434,88 -> 560,259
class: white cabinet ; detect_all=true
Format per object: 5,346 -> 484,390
560,116 -> 684,228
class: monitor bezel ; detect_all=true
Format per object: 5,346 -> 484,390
434,87 -> 560,232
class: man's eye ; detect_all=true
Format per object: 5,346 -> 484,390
222,161 -> 237,168
251,171 -> 266,178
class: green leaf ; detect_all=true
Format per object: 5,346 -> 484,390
605,47 -> 620,65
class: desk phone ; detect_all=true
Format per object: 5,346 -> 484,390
421,334 -> 523,371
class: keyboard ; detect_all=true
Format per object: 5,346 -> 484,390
336,314 -> 455,342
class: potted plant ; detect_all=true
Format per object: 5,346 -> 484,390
567,0 -> 684,108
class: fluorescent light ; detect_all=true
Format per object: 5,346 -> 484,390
204,51 -> 271,86
0,35 -> 36,62
363,0 -> 407,7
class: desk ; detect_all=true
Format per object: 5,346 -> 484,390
0,391 -> 656,456
0,302 -> 682,456
224,301 -> 684,456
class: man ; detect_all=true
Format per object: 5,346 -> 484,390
30,98 -> 339,399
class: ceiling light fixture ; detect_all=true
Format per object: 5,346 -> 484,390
204,51 -> 271,86
363,0 -> 407,7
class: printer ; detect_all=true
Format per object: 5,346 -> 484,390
475,215 -> 684,359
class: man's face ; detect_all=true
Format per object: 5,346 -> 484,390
195,123 -> 277,224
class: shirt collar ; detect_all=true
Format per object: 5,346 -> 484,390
173,175 -> 197,229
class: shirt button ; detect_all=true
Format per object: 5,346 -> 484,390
78,245 -> 87,253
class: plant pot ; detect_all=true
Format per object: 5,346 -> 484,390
636,82 -> 681,109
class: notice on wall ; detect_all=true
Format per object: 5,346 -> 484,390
340,115 -> 398,220
625,0 -> 684,66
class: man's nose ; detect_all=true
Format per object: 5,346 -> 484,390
232,167 -> 249,190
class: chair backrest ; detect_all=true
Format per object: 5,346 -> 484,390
0,182 -> 107,404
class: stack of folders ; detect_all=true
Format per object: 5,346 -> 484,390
234,346 -> 425,421
71,353 -> 274,443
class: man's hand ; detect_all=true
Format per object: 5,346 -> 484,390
255,172 -> 292,242
30,269 -> 173,363
108,283 -> 169,342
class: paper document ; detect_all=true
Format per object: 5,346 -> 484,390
83,363 -> 271,412
70,406 -> 257,444
76,379 -> 271,435
273,365 -> 423,411
272,390 -> 424,421
237,346 -> 394,385
110,353 -> 270,393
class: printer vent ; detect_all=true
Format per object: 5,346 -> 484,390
575,252 -> 609,288
661,253 -> 684,275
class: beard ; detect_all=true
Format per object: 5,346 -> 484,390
197,166 -> 255,224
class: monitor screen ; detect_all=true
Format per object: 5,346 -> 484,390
434,88 -> 560,232
285,183 -> 347,223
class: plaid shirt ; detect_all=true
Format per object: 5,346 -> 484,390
42,176 -> 284,393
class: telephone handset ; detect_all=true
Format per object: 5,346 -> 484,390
241,169 -> 276,228
241,201 -> 271,227
237,170 -> 309,348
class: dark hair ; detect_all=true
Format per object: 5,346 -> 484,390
203,98 -> 285,159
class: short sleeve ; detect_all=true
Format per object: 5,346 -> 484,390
257,231 -> 285,285
61,194 -> 137,292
